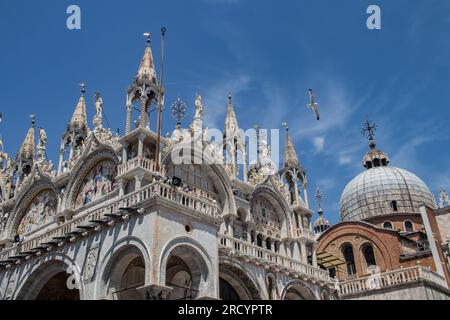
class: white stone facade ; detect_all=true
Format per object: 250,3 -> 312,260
0,38 -> 337,300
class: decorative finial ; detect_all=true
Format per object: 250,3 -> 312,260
161,27 -> 166,36
170,97 -> 187,126
361,116 -> 377,141
143,32 -> 151,45
282,121 -> 289,131
314,187 -> 324,213
29,113 -> 36,128
79,82 -> 86,95
228,92 -> 232,104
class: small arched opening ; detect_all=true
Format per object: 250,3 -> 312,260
342,244 -> 356,277
361,243 -> 377,270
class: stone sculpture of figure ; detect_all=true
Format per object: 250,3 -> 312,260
194,94 -> 204,119
94,92 -> 103,118
38,128 -> 47,149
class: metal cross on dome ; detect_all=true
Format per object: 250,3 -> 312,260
170,97 -> 187,125
314,187 -> 324,210
361,116 -> 377,140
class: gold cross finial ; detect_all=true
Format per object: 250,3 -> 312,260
361,116 -> 377,140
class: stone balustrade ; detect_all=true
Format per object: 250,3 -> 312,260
219,234 -> 332,284
338,265 -> 448,297
0,181 -> 221,264
117,156 -> 165,176
293,227 -> 315,240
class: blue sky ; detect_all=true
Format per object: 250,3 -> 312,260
1,0 -> 450,224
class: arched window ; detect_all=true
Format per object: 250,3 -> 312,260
361,244 -> 376,267
257,234 -> 263,247
390,200 -> 398,212
404,221 -> 413,232
342,245 -> 356,276
266,238 -> 271,251
267,277 -> 274,300
383,221 -> 393,230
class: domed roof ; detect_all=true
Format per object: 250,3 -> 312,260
314,210 -> 330,232
340,166 -> 436,222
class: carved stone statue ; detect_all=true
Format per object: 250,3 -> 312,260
194,94 -> 204,119
37,128 -> 48,162
94,92 -> 103,118
38,128 -> 48,148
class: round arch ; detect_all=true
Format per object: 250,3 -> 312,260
219,257 -> 263,300
14,252 -> 83,300
281,280 -> 318,300
95,237 -> 151,300
159,237 -> 215,299
162,141 -> 237,217
317,222 -> 396,270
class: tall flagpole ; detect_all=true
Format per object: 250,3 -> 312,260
155,27 -> 166,172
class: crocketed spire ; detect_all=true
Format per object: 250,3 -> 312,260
18,117 -> 36,161
69,83 -> 88,132
283,125 -> 300,168
224,94 -> 239,134
135,33 -> 157,84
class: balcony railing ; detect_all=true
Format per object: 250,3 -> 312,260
219,234 -> 332,284
253,214 -> 281,230
0,181 -> 221,263
117,156 -> 166,176
338,265 -> 448,297
293,227 -> 315,240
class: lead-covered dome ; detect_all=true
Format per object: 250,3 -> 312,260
339,121 -> 436,222
340,166 -> 436,221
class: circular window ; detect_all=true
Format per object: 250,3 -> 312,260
185,224 -> 192,233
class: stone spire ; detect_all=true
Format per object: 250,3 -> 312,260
125,33 -> 161,132
224,94 -> 239,134
278,122 -> 308,208
69,83 -> 88,131
18,115 -> 36,161
283,123 -> 300,168
136,33 -> 157,84
223,94 -> 246,180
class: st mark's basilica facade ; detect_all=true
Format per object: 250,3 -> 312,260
0,34 -> 449,300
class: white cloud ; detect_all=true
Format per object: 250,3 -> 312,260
338,154 -> 352,166
313,136 -> 325,153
